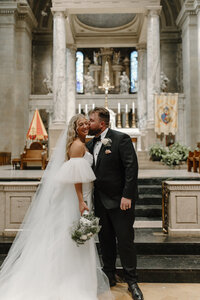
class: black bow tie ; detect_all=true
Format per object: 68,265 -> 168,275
93,136 -> 101,146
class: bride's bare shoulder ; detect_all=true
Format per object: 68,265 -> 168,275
69,139 -> 85,158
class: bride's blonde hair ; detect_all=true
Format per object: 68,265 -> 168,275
66,114 -> 86,160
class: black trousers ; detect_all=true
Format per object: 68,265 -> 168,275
94,193 -> 137,284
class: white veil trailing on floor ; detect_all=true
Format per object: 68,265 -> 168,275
0,127 -> 113,300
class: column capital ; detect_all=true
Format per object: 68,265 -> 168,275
66,44 -> 77,51
136,43 -> 147,51
146,6 -> 162,17
51,9 -> 66,18
176,1 -> 197,27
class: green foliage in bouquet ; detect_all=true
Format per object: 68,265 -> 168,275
71,212 -> 101,246
149,144 -> 167,161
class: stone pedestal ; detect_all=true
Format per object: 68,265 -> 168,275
0,182 -> 39,237
163,181 -> 200,237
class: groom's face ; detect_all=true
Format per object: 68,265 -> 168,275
89,112 -> 102,136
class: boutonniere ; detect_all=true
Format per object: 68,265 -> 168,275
101,138 -> 112,154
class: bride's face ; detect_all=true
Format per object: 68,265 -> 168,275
76,117 -> 89,138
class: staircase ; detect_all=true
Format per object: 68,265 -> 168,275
1,177 -> 200,283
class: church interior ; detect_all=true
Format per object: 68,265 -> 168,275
1,0 -> 200,298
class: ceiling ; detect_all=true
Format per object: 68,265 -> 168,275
29,0 -> 183,31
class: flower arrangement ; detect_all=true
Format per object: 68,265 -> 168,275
149,144 -> 167,161
71,211 -> 101,246
149,142 -> 190,167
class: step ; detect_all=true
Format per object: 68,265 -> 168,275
138,185 -> 162,195
138,194 -> 162,205
116,255 -> 200,283
135,205 -> 162,218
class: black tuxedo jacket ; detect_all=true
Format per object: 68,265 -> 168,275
87,128 -> 138,209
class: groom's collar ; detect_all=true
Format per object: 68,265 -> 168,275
99,127 -> 109,140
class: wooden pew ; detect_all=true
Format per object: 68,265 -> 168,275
193,150 -> 200,173
187,151 -> 194,172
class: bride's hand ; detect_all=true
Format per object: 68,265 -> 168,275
79,201 -> 89,215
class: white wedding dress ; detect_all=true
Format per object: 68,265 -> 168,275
0,130 -> 113,300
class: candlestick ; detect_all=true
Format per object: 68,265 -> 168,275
132,112 -> 136,128
125,104 -> 128,113
132,102 -> 135,113
85,104 -> 88,115
125,113 -> 130,128
118,103 -> 121,114
117,113 -> 122,128
78,103 -> 81,114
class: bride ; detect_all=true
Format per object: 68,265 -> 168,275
0,114 -> 113,300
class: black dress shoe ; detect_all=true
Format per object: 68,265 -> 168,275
128,283 -> 144,300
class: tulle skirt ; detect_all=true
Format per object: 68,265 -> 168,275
0,182 -> 110,300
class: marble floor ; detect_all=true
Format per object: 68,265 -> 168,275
111,283 -> 200,300
1,165 -> 200,180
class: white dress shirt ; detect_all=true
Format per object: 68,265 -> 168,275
93,128 -> 109,165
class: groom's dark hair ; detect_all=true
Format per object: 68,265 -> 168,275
89,107 -> 110,127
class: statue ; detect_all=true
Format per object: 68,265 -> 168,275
160,71 -> 170,92
120,71 -> 130,94
93,51 -> 100,65
43,74 -> 53,94
83,72 -> 95,95
113,51 -> 120,65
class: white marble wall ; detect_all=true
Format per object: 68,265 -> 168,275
0,4 -> 36,158
32,42 -> 53,94
160,42 -> 179,93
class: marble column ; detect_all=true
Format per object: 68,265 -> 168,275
52,11 -> 66,124
177,7 -> 198,147
146,7 -> 161,128
112,64 -> 123,93
137,44 -> 147,131
49,10 -> 67,156
0,4 -> 37,158
66,46 -> 76,124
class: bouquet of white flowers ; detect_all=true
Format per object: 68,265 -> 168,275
71,211 -> 101,246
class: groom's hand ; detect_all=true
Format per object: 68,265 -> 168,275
120,197 -> 132,210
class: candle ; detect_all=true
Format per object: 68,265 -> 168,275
92,103 -> 95,109
78,103 -> 81,114
132,102 -> 135,113
125,104 -> 128,113
85,104 -> 88,114
118,103 -> 121,114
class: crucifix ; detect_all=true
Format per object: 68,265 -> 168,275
98,60 -> 114,108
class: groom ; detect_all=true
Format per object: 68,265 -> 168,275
87,107 -> 144,300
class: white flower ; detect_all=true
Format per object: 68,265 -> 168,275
101,138 -> 112,147
80,235 -> 88,240
87,232 -> 93,238
80,217 -> 92,226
